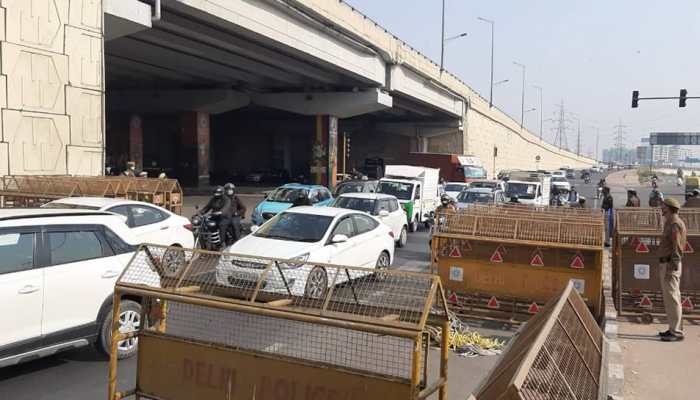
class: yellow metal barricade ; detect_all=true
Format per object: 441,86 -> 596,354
613,208 -> 700,321
109,245 -> 451,400
432,205 -> 605,322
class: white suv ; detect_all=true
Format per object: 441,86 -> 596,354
0,209 -> 141,368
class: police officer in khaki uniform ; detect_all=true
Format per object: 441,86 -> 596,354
657,197 -> 687,342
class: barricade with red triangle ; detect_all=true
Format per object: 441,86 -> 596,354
530,250 -> 545,267
683,241 -> 694,254
447,291 -> 459,304
635,241 -> 650,253
486,296 -> 499,309
639,294 -> 653,308
682,297 -> 694,311
527,302 -> 540,314
490,245 -> 505,263
570,253 -> 585,269
448,246 -> 462,258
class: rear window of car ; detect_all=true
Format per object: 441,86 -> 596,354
444,184 -> 466,192
48,231 -> 104,265
333,196 -> 376,214
0,232 -> 34,274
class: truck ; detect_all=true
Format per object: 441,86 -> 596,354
401,152 -> 487,182
505,171 -> 552,206
377,165 -> 440,232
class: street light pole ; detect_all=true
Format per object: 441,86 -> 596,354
440,0 -> 445,72
513,61 -> 526,128
533,85 -> 543,139
478,17 -> 495,108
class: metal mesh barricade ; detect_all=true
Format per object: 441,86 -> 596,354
473,281 -> 605,400
432,205 -> 605,322
109,245 -> 451,400
613,208 -> 700,321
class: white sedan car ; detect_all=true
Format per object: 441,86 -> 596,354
216,206 -> 395,297
332,193 -> 407,247
43,197 -> 194,249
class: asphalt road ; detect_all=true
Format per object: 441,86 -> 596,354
2,169 -> 651,399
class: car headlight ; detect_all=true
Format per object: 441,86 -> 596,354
280,253 -> 309,269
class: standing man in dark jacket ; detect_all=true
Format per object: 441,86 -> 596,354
201,186 -> 233,246
657,198 -> 687,342
224,183 -> 246,242
601,187 -> 614,246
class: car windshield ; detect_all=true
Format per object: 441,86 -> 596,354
444,184 -> 466,192
463,166 -> 486,179
458,191 -> 493,203
333,197 -> 376,214
42,202 -> 101,210
377,181 -> 414,201
267,187 -> 308,203
254,212 -> 333,242
469,181 -> 496,189
336,182 -> 366,195
506,182 -> 537,199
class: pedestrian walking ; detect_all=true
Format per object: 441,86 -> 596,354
601,186 -> 614,247
625,189 -> 640,207
657,197 -> 687,342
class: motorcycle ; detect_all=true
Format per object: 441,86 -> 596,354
191,209 -> 236,251
584,176 -> 591,184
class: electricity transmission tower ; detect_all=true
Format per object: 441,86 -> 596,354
551,100 -> 571,151
613,119 -> 627,163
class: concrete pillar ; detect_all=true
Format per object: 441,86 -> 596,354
128,115 -> 143,170
1,0 -> 105,176
179,112 -> 210,187
311,115 -> 338,188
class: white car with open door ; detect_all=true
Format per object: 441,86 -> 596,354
216,206 -> 395,297
332,193 -> 408,247
43,197 -> 194,249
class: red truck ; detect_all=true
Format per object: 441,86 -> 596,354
401,152 -> 487,182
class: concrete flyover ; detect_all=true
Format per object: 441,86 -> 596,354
0,0 -> 596,185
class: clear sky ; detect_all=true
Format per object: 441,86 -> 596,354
344,0 -> 700,158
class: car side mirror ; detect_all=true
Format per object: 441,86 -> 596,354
331,234 -> 348,243
378,210 -> 390,217
250,225 -> 260,233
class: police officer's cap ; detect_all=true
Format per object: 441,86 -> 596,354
663,197 -> 681,210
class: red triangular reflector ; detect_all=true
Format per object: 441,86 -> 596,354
635,241 -> 650,253
487,296 -> 499,309
629,237 -> 640,247
530,253 -> 544,267
640,295 -> 653,308
490,249 -> 504,263
682,297 -> 694,311
449,247 -> 462,258
448,292 -> 458,304
570,255 -> 585,269
684,242 -> 694,254
527,302 -> 540,314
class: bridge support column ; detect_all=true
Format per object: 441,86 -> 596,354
128,115 -> 143,171
312,115 -> 338,188
179,112 -> 210,187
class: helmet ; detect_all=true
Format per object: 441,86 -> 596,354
440,194 -> 451,205
213,186 -> 224,198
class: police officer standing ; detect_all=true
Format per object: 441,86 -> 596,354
601,186 -> 614,247
657,197 -> 687,342
224,183 -> 247,242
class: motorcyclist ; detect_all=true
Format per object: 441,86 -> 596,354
568,186 -> 579,204
684,189 -> 700,208
597,178 -> 606,199
436,193 -> 457,214
201,186 -> 233,245
550,187 -> 562,206
224,183 -> 247,242
649,188 -> 664,207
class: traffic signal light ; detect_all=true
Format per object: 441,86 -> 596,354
631,90 -> 639,108
680,89 -> 687,107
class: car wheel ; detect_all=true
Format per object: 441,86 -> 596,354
374,251 -> 391,281
162,246 -> 185,275
99,299 -> 142,359
304,266 -> 328,299
397,226 -> 408,248
409,217 -> 418,233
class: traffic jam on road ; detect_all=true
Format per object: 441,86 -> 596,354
0,160 -> 616,399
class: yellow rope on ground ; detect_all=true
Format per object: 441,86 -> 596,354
426,311 -> 505,352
